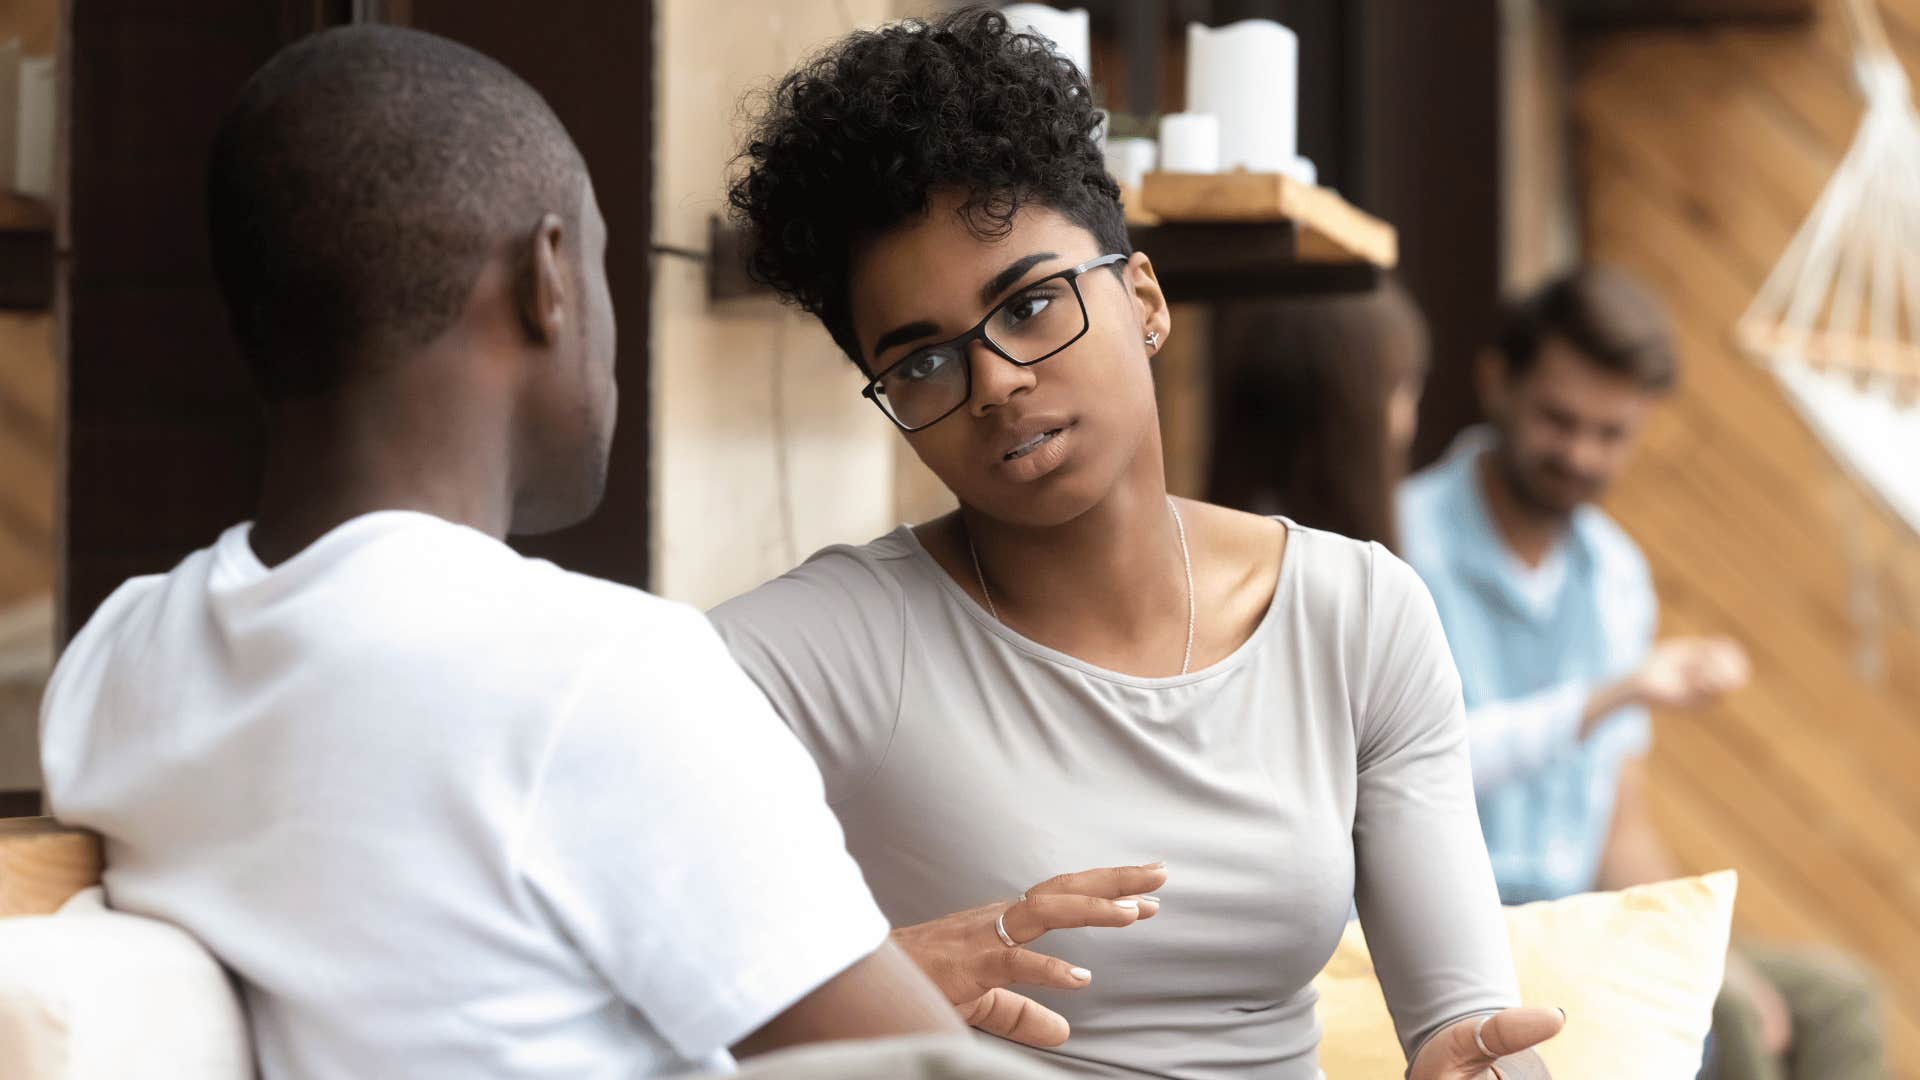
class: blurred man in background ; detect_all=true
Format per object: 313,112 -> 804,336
1398,266 -> 1884,1080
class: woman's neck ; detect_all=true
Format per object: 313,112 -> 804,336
929,452 -> 1195,673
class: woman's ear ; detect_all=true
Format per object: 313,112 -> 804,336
1126,251 -> 1172,356
516,212 -> 570,346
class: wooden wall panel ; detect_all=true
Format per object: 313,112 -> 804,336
1574,3 -> 1920,1073
400,1 -> 652,591
1355,0 -> 1505,468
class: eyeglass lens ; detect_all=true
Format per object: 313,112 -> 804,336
874,277 -> 1088,429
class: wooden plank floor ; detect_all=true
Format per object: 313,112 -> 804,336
1574,3 -> 1920,1073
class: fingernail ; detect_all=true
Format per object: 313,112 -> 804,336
1557,1008 -> 1568,1023
1115,899 -> 1139,909
1070,966 -> 1092,981
1142,895 -> 1162,904
1145,860 -> 1166,869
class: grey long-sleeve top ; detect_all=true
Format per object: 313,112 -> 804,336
709,521 -> 1518,1078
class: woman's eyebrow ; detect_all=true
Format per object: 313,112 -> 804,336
978,251 -> 1058,307
870,319 -> 941,361
869,250 -> 1062,361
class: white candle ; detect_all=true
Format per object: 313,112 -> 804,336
1103,137 -> 1158,189
1186,19 -> 1301,177
1001,5 -> 1092,86
1157,113 -> 1219,174
14,56 -> 53,199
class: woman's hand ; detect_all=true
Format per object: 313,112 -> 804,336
889,862 -> 1168,1047
1409,1008 -> 1566,1079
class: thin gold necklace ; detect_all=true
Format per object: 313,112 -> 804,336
965,496 -> 1196,676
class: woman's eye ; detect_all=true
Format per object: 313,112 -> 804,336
901,350 -> 951,381
1004,294 -> 1053,323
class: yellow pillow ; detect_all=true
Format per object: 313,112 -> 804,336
1313,871 -> 1737,1079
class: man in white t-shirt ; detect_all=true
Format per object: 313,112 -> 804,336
38,25 -> 959,1080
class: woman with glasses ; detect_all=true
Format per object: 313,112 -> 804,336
711,9 -> 1560,1079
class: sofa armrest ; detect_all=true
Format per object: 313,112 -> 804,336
0,816 -> 102,917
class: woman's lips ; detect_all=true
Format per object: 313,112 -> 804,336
1004,427 -> 1063,461
993,422 -> 1075,483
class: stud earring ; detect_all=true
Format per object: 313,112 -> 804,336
1145,331 -> 1160,348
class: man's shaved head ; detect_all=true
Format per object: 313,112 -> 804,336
207,24 -> 588,398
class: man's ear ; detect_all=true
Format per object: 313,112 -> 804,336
1475,348 -> 1510,421
516,213 -> 569,346
1127,251 -> 1171,357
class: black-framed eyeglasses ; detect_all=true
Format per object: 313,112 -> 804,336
860,252 -> 1129,432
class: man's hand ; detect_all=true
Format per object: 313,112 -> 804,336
1409,1008 -> 1565,1079
889,863 -> 1167,1047
1634,637 -> 1750,710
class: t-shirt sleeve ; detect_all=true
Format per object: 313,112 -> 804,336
1351,544 -> 1521,1061
513,602 -> 890,1061
707,549 -> 908,806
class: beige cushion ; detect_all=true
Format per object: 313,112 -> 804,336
0,886 -> 251,1080
1315,871 -> 1738,1079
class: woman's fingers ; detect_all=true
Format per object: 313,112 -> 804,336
1410,1008 -> 1564,1080
996,945 -> 1094,990
958,987 -> 1072,1048
1025,863 -> 1168,902
999,892 -> 1151,944
1472,1007 -> 1565,1060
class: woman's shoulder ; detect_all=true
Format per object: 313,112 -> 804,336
1189,502 -> 1424,654
1277,522 -> 1432,631
707,524 -> 926,638
1191,501 -> 1380,595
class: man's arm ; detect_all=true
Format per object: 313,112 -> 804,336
1468,638 -> 1747,796
732,942 -> 960,1058
1465,681 -> 1607,795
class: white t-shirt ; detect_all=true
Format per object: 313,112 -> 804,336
40,511 -> 890,1080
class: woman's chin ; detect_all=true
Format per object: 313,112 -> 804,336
955,476 -> 1113,530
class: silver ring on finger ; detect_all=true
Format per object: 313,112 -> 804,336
1474,1014 -> 1496,1058
995,910 -> 1018,948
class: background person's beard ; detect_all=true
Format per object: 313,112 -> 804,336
1498,443 -> 1601,522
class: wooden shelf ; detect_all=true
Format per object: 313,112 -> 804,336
0,194 -> 53,233
1137,170 -> 1399,269
1137,222 -> 1381,301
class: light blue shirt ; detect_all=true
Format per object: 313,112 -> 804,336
1397,427 -> 1655,903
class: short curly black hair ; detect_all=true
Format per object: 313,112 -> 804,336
727,6 -> 1129,368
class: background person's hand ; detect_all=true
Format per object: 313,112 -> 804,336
1723,950 -> 1795,1056
1409,1008 -> 1566,1079
888,862 -> 1167,1047
1636,636 -> 1751,710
